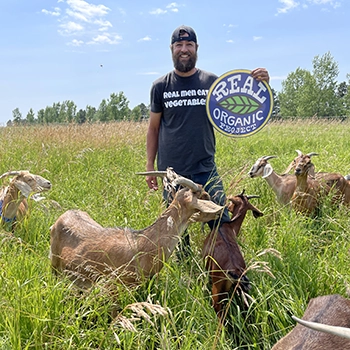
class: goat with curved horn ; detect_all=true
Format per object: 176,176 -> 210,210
292,315 -> 350,340
0,170 -> 52,231
248,156 -> 296,205
272,294 -> 350,349
50,168 -> 224,288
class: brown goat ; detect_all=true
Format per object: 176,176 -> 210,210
0,170 -> 52,231
248,156 -> 296,206
50,169 -> 224,289
287,150 -> 350,205
272,294 -> 350,349
291,152 -> 323,215
202,190 -> 264,319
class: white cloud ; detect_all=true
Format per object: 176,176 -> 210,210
276,0 -> 299,14
94,19 -> 113,32
166,2 -> 179,12
166,2 -> 178,8
276,0 -> 341,15
66,8 -> 89,22
67,39 -> 84,46
226,39 -> 234,43
138,36 -> 152,42
43,0 -> 121,46
66,0 -> 110,20
149,8 -> 167,15
87,33 -> 122,45
58,21 -> 84,35
253,36 -> 262,41
307,0 -> 341,8
42,8 -> 61,16
138,72 -> 160,75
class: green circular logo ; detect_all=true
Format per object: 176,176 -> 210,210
206,69 -> 273,138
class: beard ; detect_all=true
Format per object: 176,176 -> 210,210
172,51 -> 197,73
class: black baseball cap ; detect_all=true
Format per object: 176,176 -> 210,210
171,25 -> 197,44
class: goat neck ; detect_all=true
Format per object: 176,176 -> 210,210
0,185 -> 27,222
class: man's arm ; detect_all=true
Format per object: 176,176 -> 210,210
145,111 -> 162,190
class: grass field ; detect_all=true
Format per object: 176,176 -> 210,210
0,120 -> 349,349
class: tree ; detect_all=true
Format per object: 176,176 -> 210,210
336,81 -> 348,117
96,99 -> 108,122
278,68 -> 317,118
271,88 -> 280,119
12,108 -> 22,124
85,105 -> 97,122
26,108 -> 36,124
343,74 -> 350,117
65,101 -> 77,123
312,51 -> 339,117
107,92 -> 130,121
130,105 -> 142,121
279,52 -> 341,118
75,109 -> 86,124
37,109 -> 45,124
139,103 -> 149,120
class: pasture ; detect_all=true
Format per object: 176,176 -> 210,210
0,120 -> 349,349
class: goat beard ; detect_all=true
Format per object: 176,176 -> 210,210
172,51 -> 197,73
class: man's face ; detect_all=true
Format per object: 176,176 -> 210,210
171,39 -> 198,73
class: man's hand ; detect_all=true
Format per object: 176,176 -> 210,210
146,175 -> 159,191
251,68 -> 270,83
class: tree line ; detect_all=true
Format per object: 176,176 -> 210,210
8,52 -> 350,126
9,92 -> 149,126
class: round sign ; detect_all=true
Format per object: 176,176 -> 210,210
206,69 -> 273,138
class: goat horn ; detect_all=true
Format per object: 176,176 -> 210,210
296,150 -> 303,156
246,195 -> 260,199
306,152 -> 319,157
136,168 -> 200,192
292,316 -> 350,339
173,177 -> 200,192
136,167 -> 177,178
0,171 -> 22,179
263,155 -> 278,161
135,171 -> 168,177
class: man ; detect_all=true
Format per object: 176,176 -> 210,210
145,25 -> 269,252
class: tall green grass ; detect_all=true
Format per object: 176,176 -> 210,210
0,120 -> 349,349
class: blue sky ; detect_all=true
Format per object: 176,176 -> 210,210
1,0 -> 348,125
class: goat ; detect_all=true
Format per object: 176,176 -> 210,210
0,170 -> 52,231
50,168 -> 224,289
272,294 -> 350,349
248,156 -> 296,205
291,152 -> 330,215
287,150 -> 350,211
202,190 -> 264,319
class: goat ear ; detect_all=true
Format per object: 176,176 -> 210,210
262,164 -> 273,178
13,180 -> 32,198
194,199 -> 224,214
252,209 -> 264,218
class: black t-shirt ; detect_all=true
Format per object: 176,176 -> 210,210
150,69 -> 218,176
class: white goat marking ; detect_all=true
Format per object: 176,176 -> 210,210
167,216 -> 174,230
